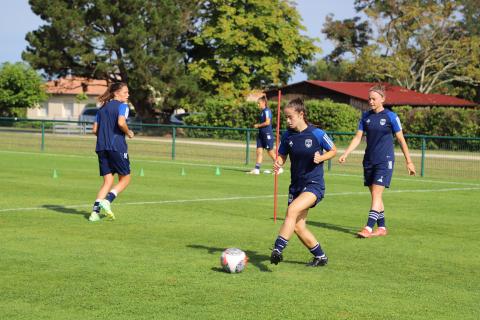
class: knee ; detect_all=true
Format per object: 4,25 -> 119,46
294,223 -> 305,235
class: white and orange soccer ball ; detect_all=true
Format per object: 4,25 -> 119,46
220,248 -> 248,273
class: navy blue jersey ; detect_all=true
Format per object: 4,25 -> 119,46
278,125 -> 335,188
95,100 -> 129,153
358,109 -> 402,165
258,107 -> 273,135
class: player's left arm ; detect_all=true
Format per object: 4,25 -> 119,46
92,114 -> 99,136
395,131 -> 416,175
313,131 -> 337,164
390,113 -> 415,175
118,104 -> 134,139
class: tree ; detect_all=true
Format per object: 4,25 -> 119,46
186,0 -> 317,97
321,14 -> 371,62
323,0 -> 480,99
23,0 -> 203,120
302,59 -> 356,81
0,62 -> 47,117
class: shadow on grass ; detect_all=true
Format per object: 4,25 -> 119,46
187,244 -> 307,273
42,205 -> 89,220
273,217 -> 357,235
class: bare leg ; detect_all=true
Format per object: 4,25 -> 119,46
255,147 -> 263,166
278,192 -> 317,240
96,173 -> 114,200
294,210 -> 318,249
369,184 -> 385,212
112,174 -> 131,194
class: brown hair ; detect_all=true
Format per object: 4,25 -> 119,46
285,98 -> 307,122
257,96 -> 268,105
369,84 -> 386,99
97,82 -> 127,106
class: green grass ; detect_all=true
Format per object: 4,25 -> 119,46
1,149 -> 479,320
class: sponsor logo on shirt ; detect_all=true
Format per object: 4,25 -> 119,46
380,119 -> 386,126
305,139 -> 312,148
289,141 -> 293,147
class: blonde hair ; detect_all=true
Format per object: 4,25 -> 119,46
97,82 -> 127,106
369,84 -> 386,98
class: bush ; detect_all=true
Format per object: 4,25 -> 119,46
185,97 -> 360,140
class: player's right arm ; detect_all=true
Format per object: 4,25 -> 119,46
338,130 -> 363,163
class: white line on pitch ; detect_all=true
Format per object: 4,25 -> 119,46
1,187 -> 478,213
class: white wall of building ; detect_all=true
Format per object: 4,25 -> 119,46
27,95 -> 99,120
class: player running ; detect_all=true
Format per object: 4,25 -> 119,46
270,98 -> 337,267
248,96 -> 283,175
89,82 -> 134,222
338,85 -> 416,238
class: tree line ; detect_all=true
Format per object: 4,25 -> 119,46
0,0 -> 479,121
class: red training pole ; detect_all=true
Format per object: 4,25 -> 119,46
273,90 -> 282,223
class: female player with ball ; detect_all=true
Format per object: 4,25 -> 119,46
270,98 -> 337,267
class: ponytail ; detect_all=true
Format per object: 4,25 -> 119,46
97,82 -> 127,106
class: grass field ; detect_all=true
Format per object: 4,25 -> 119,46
1,147 -> 479,320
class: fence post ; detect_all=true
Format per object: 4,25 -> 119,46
41,121 -> 45,152
421,137 -> 426,177
245,129 -> 250,165
171,126 -> 176,160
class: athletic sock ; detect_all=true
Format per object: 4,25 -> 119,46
366,210 -> 380,231
273,236 -> 288,253
106,190 -> 118,203
92,199 -> 101,213
255,163 -> 261,170
377,211 -> 386,228
309,243 -> 325,258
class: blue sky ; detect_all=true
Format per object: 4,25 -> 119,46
0,0 -> 356,83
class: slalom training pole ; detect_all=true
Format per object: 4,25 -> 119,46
273,90 -> 282,223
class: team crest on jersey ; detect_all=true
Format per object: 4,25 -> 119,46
366,119 -> 371,124
305,139 -> 312,148
380,119 -> 386,126
289,141 -> 293,147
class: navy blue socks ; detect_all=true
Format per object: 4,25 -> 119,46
366,210 -> 380,231
274,236 -> 288,253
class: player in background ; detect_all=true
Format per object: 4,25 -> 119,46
338,85 -> 416,238
270,98 -> 337,267
89,82 -> 134,222
248,96 -> 283,175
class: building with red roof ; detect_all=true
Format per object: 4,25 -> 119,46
27,77 -> 108,120
265,81 -> 477,111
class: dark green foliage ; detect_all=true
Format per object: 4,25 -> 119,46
23,0 -> 203,120
187,0 -> 317,97
184,98 -> 360,140
394,106 -> 480,149
0,62 -> 47,117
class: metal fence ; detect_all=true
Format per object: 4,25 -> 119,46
1,117 -> 479,181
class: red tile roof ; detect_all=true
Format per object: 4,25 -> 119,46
305,81 -> 477,107
45,77 -> 108,96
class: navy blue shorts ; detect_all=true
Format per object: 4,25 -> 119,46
363,161 -> 394,188
288,182 -> 325,208
256,132 -> 274,150
97,150 -> 131,176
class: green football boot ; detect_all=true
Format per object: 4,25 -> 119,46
99,199 -> 115,220
88,211 -> 101,222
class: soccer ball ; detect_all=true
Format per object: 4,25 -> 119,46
220,248 -> 248,273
